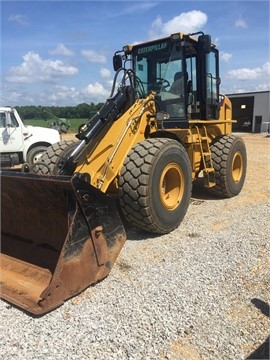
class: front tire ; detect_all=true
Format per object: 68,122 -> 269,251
119,138 -> 192,234
208,135 -> 247,198
32,140 -> 78,174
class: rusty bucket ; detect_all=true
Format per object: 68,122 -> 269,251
0,171 -> 126,315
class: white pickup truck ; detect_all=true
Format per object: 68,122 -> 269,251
0,106 -> 60,168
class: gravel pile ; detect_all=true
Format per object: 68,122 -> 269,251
1,133 -> 269,360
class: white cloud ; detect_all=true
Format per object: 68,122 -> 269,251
227,62 -> 270,80
84,82 -> 110,98
100,68 -> 111,79
149,10 -> 208,39
46,83 -> 110,105
49,43 -> 74,57
108,2 -> 158,18
46,85 -> 81,104
81,50 -> 106,64
6,51 -> 78,83
107,79 -> 114,88
235,16 -> 247,29
8,14 -> 29,26
255,83 -> 270,91
214,37 -> 220,46
220,51 -> 232,62
1,90 -> 35,105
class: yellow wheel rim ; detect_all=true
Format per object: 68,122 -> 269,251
159,163 -> 184,210
232,151 -> 243,183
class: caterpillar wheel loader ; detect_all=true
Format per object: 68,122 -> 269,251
0,31 -> 247,315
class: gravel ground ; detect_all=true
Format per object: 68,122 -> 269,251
1,133 -> 269,360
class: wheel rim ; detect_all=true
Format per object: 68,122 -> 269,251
159,163 -> 184,210
33,152 -> 44,163
232,151 -> 243,183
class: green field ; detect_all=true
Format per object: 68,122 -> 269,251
24,118 -> 87,133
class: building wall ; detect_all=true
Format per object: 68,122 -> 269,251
253,92 -> 270,132
227,91 -> 270,133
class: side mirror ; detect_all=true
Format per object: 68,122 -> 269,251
113,54 -> 122,71
198,34 -> 212,53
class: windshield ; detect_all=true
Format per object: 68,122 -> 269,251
133,40 -> 188,120
134,40 -> 185,96
129,35 -> 220,122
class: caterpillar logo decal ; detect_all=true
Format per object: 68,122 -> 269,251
137,41 -> 168,55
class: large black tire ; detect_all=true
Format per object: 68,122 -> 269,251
32,140 -> 78,175
118,138 -> 192,234
208,134 -> 247,198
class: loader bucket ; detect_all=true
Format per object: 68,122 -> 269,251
0,171 -> 126,315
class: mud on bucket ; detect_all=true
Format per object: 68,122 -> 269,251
0,171 -> 126,315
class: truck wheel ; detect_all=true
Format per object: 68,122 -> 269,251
27,146 -> 48,167
32,140 -> 78,174
208,134 -> 247,198
119,138 -> 192,234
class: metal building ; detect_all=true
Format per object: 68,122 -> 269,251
226,91 -> 270,133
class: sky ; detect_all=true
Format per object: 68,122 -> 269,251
1,0 -> 269,106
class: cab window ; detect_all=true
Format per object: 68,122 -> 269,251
0,113 -> 6,127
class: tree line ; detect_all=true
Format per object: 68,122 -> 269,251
16,102 -> 104,120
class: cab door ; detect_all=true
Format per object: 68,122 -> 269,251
196,35 -> 220,120
0,111 -> 24,152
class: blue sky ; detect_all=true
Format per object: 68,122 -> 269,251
1,0 -> 269,106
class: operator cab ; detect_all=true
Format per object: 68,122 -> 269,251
114,32 -> 221,128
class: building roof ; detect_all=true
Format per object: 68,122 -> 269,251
226,90 -> 270,96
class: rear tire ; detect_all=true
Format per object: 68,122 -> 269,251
119,138 -> 192,234
208,135 -> 247,198
32,140 -> 78,174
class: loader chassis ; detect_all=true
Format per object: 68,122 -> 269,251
0,32 -> 247,315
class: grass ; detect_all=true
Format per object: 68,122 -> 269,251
24,118 -> 88,133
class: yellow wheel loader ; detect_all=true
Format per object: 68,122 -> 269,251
0,31 -> 247,315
